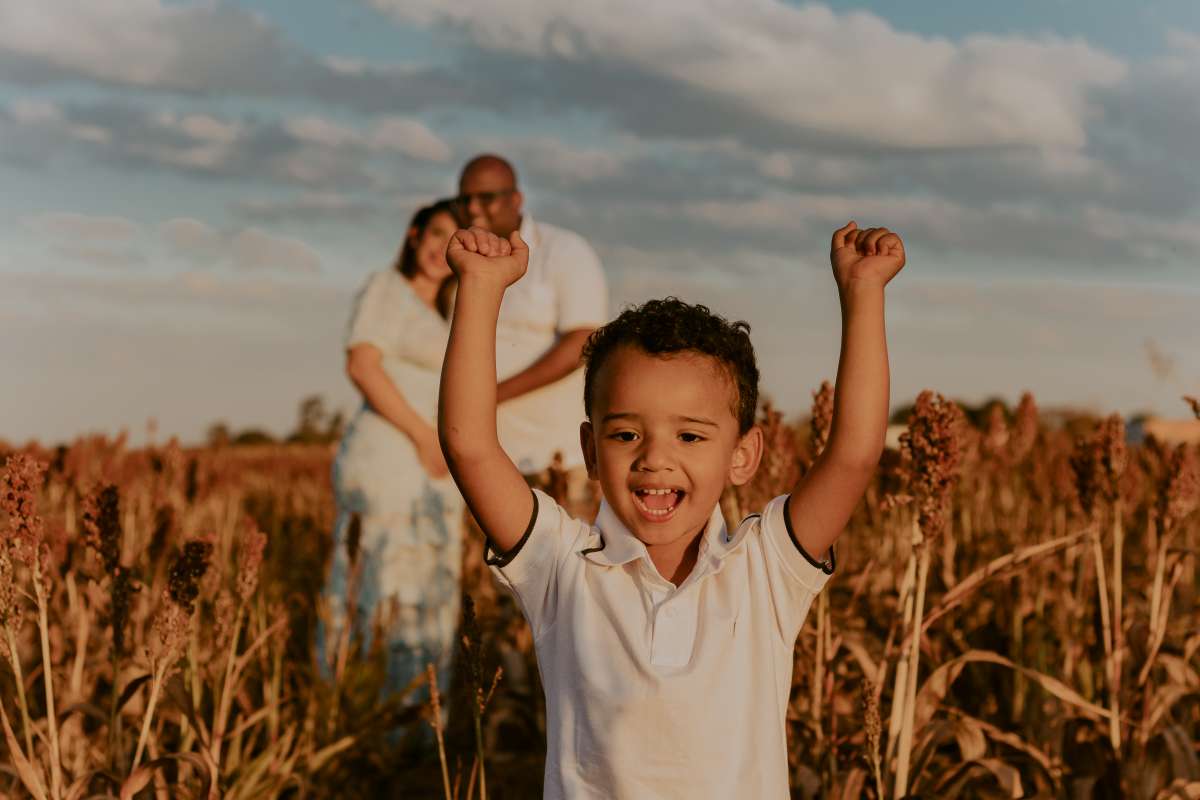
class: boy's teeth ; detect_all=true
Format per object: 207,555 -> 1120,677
635,488 -> 681,515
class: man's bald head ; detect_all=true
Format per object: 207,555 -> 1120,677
459,154 -> 518,188
457,154 -> 523,237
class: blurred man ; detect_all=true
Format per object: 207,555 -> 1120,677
455,154 -> 608,516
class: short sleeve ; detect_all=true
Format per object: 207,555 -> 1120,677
487,489 -> 590,639
754,494 -> 835,642
550,233 -> 608,333
345,272 -> 401,350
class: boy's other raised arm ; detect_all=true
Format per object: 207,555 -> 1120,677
787,222 -> 906,561
439,227 -> 535,553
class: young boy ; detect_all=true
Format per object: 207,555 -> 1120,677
439,221 -> 904,798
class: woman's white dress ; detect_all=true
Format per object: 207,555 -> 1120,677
323,270 -> 463,697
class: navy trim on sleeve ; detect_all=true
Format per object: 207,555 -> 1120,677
782,495 -> 836,575
484,489 -> 539,568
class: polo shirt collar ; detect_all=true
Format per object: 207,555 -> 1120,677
582,499 -> 743,575
518,213 -> 541,248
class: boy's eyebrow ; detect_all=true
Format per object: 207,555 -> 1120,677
599,412 -> 720,428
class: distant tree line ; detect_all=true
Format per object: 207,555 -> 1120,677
206,394 -> 345,448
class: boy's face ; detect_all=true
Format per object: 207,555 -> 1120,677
581,345 -> 762,554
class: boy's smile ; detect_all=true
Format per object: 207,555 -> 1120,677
581,345 -> 762,584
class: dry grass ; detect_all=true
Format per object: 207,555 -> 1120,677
1,390 -> 1198,799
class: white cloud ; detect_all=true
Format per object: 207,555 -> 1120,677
9,98 -> 63,125
285,116 -> 363,149
49,243 -> 146,268
0,0 -> 464,113
230,228 -> 322,274
373,0 -> 1127,150
368,116 -> 452,162
22,211 -> 141,242
156,112 -> 241,144
284,114 -> 452,162
236,192 -> 385,223
2,101 -> 449,189
17,209 -> 328,275
674,189 -> 1200,266
161,217 -> 223,259
0,0 -> 179,86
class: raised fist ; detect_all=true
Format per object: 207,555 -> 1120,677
830,221 -> 906,290
446,226 -> 529,288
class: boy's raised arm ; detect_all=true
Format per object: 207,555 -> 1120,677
439,227 -> 535,553
787,221 -> 905,561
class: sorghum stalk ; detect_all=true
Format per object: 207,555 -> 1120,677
2,456 -> 63,799
892,392 -> 963,797
4,627 -> 36,766
427,663 -> 453,800
809,382 -> 833,738
33,563 -> 64,800
1070,415 -> 1126,753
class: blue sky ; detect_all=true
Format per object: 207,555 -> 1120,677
2,1 -> 1198,444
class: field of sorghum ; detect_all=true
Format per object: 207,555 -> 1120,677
1,390 -> 1198,799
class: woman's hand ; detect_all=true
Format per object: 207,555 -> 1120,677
414,426 -> 450,479
830,221 -> 906,292
446,226 -> 529,288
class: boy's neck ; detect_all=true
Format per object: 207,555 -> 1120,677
647,528 -> 704,587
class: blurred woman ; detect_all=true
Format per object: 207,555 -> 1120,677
322,199 -> 463,701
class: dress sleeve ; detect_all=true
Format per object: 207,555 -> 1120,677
755,494 -> 836,643
345,272 -> 401,350
551,233 -> 609,333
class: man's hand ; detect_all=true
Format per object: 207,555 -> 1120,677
830,221 -> 905,292
447,226 -> 529,287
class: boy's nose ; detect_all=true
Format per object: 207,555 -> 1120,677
634,439 -> 673,472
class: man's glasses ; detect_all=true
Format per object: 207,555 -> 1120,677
453,189 -> 514,209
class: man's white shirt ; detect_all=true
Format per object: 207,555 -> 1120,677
489,490 -> 835,799
495,214 -> 608,473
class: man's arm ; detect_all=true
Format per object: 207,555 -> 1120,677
787,222 -> 905,560
495,328 -> 594,403
439,227 -> 535,551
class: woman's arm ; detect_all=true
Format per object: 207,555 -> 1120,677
346,343 -> 447,477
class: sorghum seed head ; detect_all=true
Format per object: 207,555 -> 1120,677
1160,444 -> 1200,532
810,381 -> 834,458
167,539 -> 212,615
236,520 -> 267,603
899,390 -> 966,538
1009,392 -> 1039,465
1070,414 -> 1126,518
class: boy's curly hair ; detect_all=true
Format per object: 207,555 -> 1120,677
582,297 -> 760,434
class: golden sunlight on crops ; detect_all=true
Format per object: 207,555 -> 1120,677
1,390 -> 1198,799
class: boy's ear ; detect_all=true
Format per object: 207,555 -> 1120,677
580,420 -> 599,481
728,425 -> 764,487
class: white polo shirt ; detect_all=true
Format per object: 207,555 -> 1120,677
488,489 -> 835,799
495,215 -> 608,473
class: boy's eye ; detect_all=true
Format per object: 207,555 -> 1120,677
610,431 -> 638,442
679,432 -> 705,443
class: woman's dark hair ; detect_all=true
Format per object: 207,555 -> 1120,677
582,297 -> 760,434
391,198 -> 461,318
